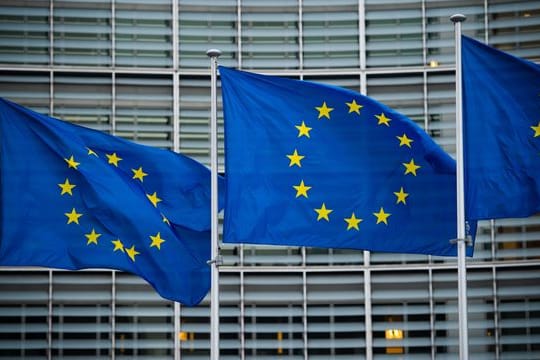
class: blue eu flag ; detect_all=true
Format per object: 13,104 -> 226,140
462,36 -> 540,220
0,98 -> 221,305
220,67 -> 474,257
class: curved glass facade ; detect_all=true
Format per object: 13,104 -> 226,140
1,0 -> 540,358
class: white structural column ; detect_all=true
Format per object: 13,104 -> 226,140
450,13 -> 469,360
207,48 -> 222,360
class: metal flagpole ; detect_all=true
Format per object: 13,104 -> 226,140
450,14 -> 469,360
207,48 -> 222,360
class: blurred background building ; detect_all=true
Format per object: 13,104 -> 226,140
0,0 -> 539,359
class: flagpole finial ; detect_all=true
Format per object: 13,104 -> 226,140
450,14 -> 466,23
206,49 -> 222,58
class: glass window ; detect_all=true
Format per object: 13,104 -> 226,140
365,0 -> 423,68
0,1 -> 50,65
302,0 -> 359,69
244,271 -> 304,358
488,0 -> 540,59
115,272 -> 174,357
0,271 -> 49,358
425,0 -> 485,67
179,0 -> 237,68
53,0 -> 112,66
51,272 -> 112,358
53,73 -> 112,132
115,74 -> 174,147
116,0 -> 173,68
241,0 -> 300,69
372,271 -> 431,357
0,71 -> 50,114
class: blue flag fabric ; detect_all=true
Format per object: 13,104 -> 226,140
0,98 -> 222,306
220,67 -> 474,257
462,36 -> 540,220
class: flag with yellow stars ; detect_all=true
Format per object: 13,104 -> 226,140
0,98 -> 223,306
462,36 -> 540,220
220,66 -> 475,256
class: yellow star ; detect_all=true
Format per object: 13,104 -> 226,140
293,180 -> 311,198
146,192 -> 162,207
346,99 -> 363,115
112,239 -> 125,252
64,155 -> 80,169
150,232 -> 166,250
314,203 -> 333,221
315,101 -> 333,119
162,214 -> 170,225
396,133 -> 413,148
85,229 -> 101,245
287,149 -> 305,167
295,121 -> 312,138
375,113 -> 391,126
403,159 -> 421,176
132,166 -> 148,182
394,187 -> 409,204
106,152 -> 122,167
344,213 -> 363,231
126,245 -> 140,262
65,208 -> 83,225
531,121 -> 540,137
373,207 -> 391,225
87,147 -> 98,157
58,178 -> 76,196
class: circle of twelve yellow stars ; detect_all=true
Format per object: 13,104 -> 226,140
287,99 -> 420,232
59,149 -> 169,262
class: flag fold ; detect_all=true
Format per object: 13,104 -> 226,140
0,98 -> 222,305
220,67 -> 474,256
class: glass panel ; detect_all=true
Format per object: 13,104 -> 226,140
243,246 -> 303,266
0,71 -> 50,114
115,74 -> 173,147
53,73 -> 112,132
0,1 -> 50,65
432,270 -> 459,357
473,220 -> 495,262
0,272 -> 49,359
244,272 -> 303,357
372,271 -> 430,357
179,0 -> 237,68
302,0 -> 359,69
178,75 -> 224,167
425,0 -> 485,67
218,274 -> 241,357
179,302 -> 210,357
115,1 -> 173,67
426,71 -> 455,156
115,272 -> 174,358
494,216 -> 540,261
51,271 -> 112,358
241,0 -> 300,69
497,266 -> 540,358
307,271 -> 365,358
365,0 -> 423,68
467,269 -> 496,356
488,0 -> 540,59
53,1 -> 112,66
